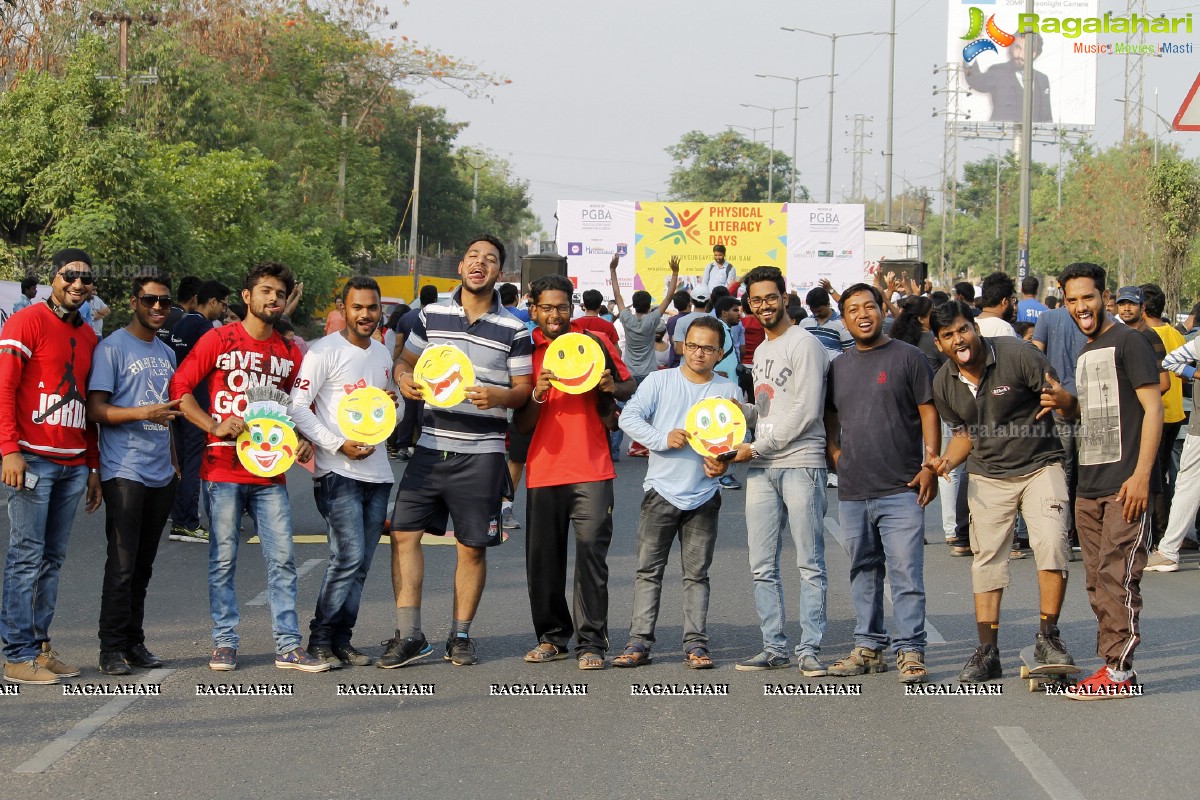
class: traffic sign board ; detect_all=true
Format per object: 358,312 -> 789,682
1175,72 -> 1200,131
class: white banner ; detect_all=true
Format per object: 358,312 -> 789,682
554,200 -> 636,298
946,0 -> 1098,127
784,204 -> 867,293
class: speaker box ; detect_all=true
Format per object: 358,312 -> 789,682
521,253 -> 569,292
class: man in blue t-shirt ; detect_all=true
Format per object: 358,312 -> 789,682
87,275 -> 182,676
1016,276 -> 1049,324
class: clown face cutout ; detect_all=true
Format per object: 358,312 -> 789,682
544,332 -> 604,395
685,397 -> 746,458
237,410 -> 299,478
337,383 -> 396,445
414,344 -> 475,408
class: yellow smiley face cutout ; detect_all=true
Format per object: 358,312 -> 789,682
237,412 -> 299,478
685,397 -> 746,458
414,344 -> 475,408
545,332 -> 604,395
337,385 -> 396,446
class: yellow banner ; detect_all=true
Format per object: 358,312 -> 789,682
633,202 -> 787,292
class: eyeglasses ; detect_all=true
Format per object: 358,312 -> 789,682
684,342 -> 720,356
747,293 -> 782,309
534,304 -> 571,315
138,294 -> 173,308
57,270 -> 94,285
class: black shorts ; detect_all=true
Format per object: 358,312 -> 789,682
390,447 -> 511,547
507,421 -> 533,464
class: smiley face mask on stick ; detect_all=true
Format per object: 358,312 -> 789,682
544,332 -> 605,395
236,386 -> 299,478
685,397 -> 746,458
414,344 -> 475,408
337,382 -> 396,445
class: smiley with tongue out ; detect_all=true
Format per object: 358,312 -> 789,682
685,397 -> 747,458
414,344 -> 476,408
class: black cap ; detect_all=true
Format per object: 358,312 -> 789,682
51,248 -> 92,270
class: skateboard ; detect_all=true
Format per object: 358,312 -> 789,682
1018,645 -> 1081,692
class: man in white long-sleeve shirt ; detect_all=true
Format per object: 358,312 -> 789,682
289,277 -> 395,668
1146,337 -> 1200,572
729,266 -> 831,675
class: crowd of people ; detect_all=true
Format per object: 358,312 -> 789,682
2,239 -> 1196,701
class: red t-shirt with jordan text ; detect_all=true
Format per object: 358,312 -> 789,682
169,322 -> 301,485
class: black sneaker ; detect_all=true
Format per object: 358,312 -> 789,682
376,632 -> 433,669
1034,627 -> 1075,667
445,635 -> 479,666
98,651 -> 132,676
958,643 -> 1003,683
332,644 -> 373,667
305,643 -> 344,670
126,643 -> 165,669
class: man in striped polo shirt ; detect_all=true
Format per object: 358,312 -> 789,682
381,235 -> 534,668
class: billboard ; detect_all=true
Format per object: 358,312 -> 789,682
556,201 -> 865,297
947,0 -> 1098,127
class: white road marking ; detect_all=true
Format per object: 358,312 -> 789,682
14,669 -> 174,774
995,726 -> 1087,800
824,516 -> 947,644
246,558 -> 324,607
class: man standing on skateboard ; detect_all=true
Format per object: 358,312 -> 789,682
1040,263 -> 1161,699
927,300 -> 1076,683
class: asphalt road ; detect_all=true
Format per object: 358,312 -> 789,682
2,454 -> 1198,800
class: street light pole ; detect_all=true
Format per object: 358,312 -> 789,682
884,0 -> 897,225
756,73 -> 828,203
742,103 -> 808,202
782,27 -> 884,204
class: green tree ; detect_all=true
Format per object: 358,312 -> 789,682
666,130 -> 798,203
1147,158 -> 1200,315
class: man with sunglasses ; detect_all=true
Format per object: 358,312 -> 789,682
87,276 -> 181,675
729,266 -> 831,675
1,248 -> 103,685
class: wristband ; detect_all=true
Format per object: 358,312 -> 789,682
533,391 -> 547,404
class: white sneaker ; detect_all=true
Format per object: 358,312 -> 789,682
827,473 -> 839,488
1144,551 -> 1179,573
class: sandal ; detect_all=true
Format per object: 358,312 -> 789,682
612,642 -> 652,668
524,643 -> 568,663
684,645 -> 714,670
578,652 -> 605,670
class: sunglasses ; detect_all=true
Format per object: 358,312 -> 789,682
57,270 -> 94,285
138,294 -> 173,308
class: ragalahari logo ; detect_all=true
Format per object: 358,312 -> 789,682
962,6 -> 1015,63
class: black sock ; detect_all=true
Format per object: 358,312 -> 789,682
1039,613 -> 1059,635
977,622 -> 999,647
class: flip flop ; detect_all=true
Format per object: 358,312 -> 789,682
578,652 -> 605,670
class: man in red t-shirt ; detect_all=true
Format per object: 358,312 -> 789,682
169,261 -> 325,674
0,248 -> 103,685
574,289 -> 620,347
514,275 -> 634,670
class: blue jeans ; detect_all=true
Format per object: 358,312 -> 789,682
838,491 -> 927,654
2,456 -> 88,662
745,467 -> 828,658
309,473 -> 391,647
204,481 -> 300,654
